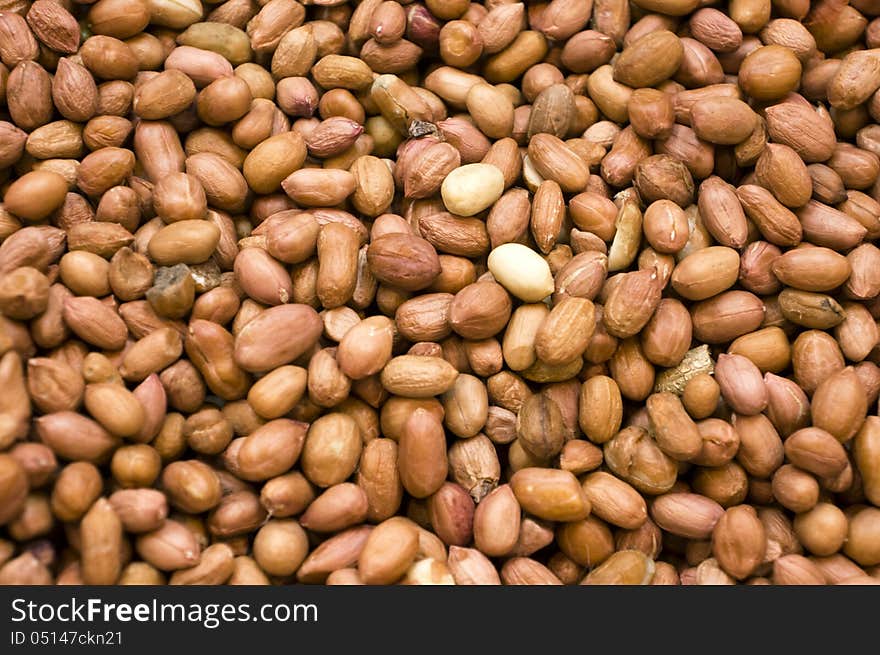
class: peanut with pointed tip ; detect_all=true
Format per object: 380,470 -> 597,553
80,498 -> 122,585
358,517 -> 419,585
510,468 -> 591,522
398,409 -> 448,499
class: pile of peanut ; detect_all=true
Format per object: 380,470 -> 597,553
1,0 -> 879,586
